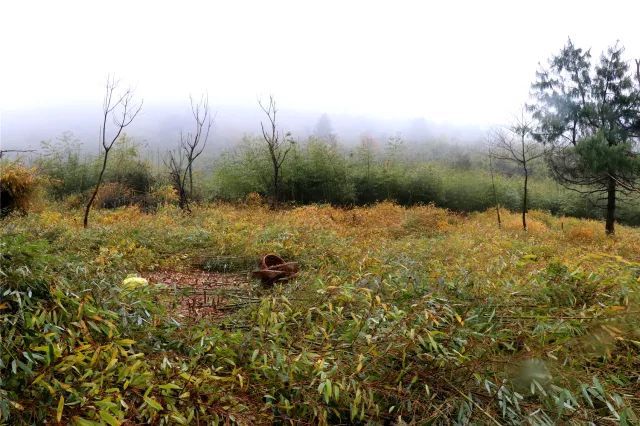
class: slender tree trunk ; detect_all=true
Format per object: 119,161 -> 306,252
522,167 -> 528,231
179,187 -> 188,211
83,150 -> 110,228
273,165 -> 279,209
489,156 -> 501,227
521,133 -> 528,231
605,175 -> 616,235
188,164 -> 193,198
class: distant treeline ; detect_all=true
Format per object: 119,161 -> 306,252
29,132 -> 640,226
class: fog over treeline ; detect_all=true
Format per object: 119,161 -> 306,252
2,103 -> 486,155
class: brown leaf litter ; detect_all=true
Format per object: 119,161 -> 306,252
144,270 -> 253,321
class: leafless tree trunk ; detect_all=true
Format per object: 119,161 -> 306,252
488,154 -> 501,227
181,94 -> 213,199
164,149 -> 190,211
166,94 -> 214,210
83,76 -> 142,228
489,110 -> 543,231
258,95 -> 294,209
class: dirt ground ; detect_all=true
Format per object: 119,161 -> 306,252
144,270 -> 254,320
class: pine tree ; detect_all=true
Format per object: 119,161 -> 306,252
530,40 -> 640,234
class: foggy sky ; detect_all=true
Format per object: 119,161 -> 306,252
2,0 -> 639,149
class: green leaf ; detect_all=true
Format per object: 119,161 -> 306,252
48,343 -> 56,364
56,395 -> 64,423
324,379 -> 332,403
99,410 -> 121,426
171,414 -> 189,425
158,383 -> 181,390
144,396 -> 163,411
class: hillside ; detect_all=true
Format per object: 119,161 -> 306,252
1,202 -> 639,424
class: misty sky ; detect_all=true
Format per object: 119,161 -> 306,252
2,0 -> 639,128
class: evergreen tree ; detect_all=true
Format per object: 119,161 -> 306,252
530,40 -> 640,234
313,113 -> 337,145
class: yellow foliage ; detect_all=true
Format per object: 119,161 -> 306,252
98,205 -> 145,226
150,184 -> 178,205
402,204 -> 456,235
63,193 -> 84,209
502,214 -> 548,235
39,210 -> 64,226
566,223 -> 602,243
244,192 -> 265,207
0,163 -> 39,214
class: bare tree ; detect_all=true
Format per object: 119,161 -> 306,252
164,149 -> 190,211
83,76 -> 142,228
180,94 -> 213,198
258,95 -> 294,208
490,111 -> 543,231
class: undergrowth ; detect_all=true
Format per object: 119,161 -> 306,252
1,202 -> 639,424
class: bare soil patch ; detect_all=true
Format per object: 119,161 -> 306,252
144,269 -> 254,321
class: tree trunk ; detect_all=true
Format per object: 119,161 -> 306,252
83,150 -> 110,228
188,164 -> 193,198
273,165 -> 279,209
522,168 -> 528,231
178,186 -> 189,211
605,175 -> 616,235
489,156 -> 501,228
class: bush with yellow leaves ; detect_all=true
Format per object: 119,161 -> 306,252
0,162 -> 40,217
149,183 -> 179,205
244,191 -> 265,207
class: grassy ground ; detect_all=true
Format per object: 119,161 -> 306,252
1,202 -> 639,424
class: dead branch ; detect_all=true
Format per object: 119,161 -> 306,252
0,149 -> 37,160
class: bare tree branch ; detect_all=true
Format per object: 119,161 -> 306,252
180,93 -> 214,198
0,149 -> 37,160
258,95 -> 294,208
489,109 -> 544,230
83,75 -> 142,228
164,149 -> 190,211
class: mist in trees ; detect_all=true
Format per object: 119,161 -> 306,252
313,114 -> 337,145
4,39 -> 640,237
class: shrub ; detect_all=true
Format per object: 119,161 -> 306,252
149,183 -> 179,205
0,163 -> 40,217
565,222 -> 605,243
245,191 -> 265,207
402,203 -> 455,236
107,160 -> 154,194
37,133 -> 96,199
93,182 -> 135,209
